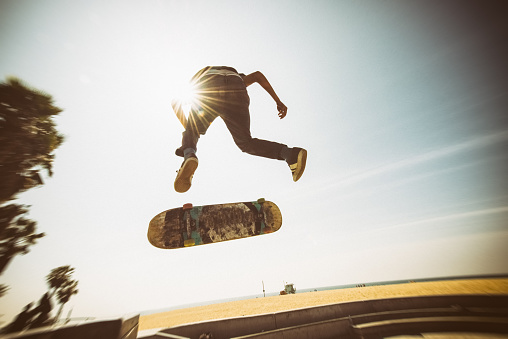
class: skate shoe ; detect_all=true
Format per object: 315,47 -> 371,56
174,155 -> 198,193
286,148 -> 307,182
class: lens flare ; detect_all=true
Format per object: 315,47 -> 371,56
174,82 -> 198,118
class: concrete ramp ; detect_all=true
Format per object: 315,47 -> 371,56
0,314 -> 139,339
137,295 -> 508,339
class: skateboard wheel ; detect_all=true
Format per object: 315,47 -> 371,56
183,203 -> 193,210
184,239 -> 195,247
257,198 -> 265,203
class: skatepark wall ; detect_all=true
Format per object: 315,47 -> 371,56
137,295 -> 508,339
0,313 -> 139,339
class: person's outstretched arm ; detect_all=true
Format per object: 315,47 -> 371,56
242,71 -> 287,119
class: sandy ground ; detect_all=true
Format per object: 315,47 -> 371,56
138,278 -> 508,331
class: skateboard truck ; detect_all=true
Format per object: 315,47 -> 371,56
255,198 -> 266,223
182,203 -> 195,247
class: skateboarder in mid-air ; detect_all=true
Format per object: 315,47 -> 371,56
173,66 -> 307,193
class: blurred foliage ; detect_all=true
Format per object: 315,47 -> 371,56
1,266 -> 79,333
0,77 -> 64,291
0,284 -> 8,297
46,265 -> 79,321
0,77 -> 64,202
0,204 -> 45,275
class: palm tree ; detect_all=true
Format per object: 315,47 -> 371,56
46,266 -> 79,321
55,280 -> 78,320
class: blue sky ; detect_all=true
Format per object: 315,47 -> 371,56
1,0 -> 507,324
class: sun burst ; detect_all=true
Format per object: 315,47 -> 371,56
174,81 -> 198,118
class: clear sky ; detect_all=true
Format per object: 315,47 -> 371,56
1,0 -> 507,324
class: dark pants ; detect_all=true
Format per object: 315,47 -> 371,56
180,72 -> 286,160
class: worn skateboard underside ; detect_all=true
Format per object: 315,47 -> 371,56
148,200 -> 282,249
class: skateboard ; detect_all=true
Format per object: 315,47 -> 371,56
147,199 -> 282,249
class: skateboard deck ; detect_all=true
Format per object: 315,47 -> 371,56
147,199 -> 282,249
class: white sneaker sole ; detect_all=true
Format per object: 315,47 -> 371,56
174,157 -> 198,193
291,149 -> 307,182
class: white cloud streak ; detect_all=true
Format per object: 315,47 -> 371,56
375,206 -> 508,233
332,130 -> 508,188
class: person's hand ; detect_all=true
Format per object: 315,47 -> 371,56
277,101 -> 287,119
